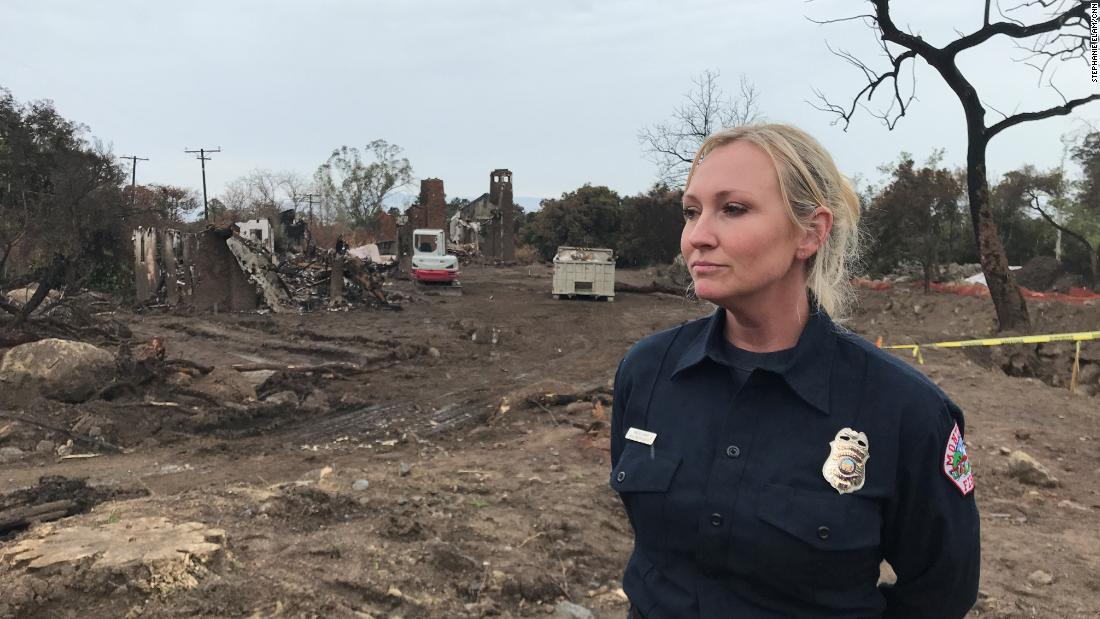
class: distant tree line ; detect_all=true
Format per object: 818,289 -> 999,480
520,183 -> 683,267
864,131 -> 1100,290
518,128 -> 1100,285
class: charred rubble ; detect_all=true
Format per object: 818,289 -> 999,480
131,219 -> 401,314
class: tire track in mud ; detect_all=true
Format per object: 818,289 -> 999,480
153,320 -> 422,366
279,387 -> 495,445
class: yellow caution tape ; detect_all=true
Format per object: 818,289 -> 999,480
883,331 -> 1100,350
879,330 -> 1100,369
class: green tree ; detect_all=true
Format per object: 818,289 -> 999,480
617,184 -> 684,267
864,153 -> 966,292
0,87 -> 128,318
989,167 -> 1059,265
1016,132 -> 1100,289
314,140 -> 412,229
124,183 -> 200,227
1073,131 -> 1100,211
522,184 -> 622,261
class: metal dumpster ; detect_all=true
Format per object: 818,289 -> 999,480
552,246 -> 615,301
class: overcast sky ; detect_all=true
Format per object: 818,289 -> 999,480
3,0 -> 1098,206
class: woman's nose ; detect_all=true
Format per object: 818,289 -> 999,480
686,212 -> 717,249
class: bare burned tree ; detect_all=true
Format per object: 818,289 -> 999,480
639,70 -> 762,187
812,0 -> 1100,332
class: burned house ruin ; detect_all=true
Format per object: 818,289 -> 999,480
449,169 -> 515,260
132,226 -> 258,312
132,213 -> 395,313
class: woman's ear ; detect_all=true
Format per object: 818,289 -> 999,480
797,206 -> 833,260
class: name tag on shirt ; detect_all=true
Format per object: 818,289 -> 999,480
625,427 -> 657,445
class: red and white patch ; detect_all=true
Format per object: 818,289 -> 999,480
942,422 -> 974,495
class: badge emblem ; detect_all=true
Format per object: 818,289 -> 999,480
822,427 -> 870,494
943,422 -> 974,495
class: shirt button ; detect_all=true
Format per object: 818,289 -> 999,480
725,445 -> 741,458
817,525 -> 831,540
710,513 -> 723,527
616,471 -> 626,483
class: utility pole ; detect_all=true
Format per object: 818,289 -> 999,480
302,193 -> 321,224
184,147 -> 221,221
119,155 -> 149,209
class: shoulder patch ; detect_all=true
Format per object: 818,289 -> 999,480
943,422 -> 974,495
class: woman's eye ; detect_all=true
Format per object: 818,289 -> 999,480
682,207 -> 699,220
722,202 -> 748,215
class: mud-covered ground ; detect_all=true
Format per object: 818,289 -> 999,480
2,263 -> 1099,618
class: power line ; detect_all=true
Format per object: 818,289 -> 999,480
302,193 -> 321,224
119,155 -> 149,209
184,147 -> 221,221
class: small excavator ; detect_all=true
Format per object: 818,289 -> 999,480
410,229 -> 461,292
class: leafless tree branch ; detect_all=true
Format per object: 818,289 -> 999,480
987,94 -> 1100,139
945,0 -> 1088,55
805,13 -> 876,26
809,44 -> 917,130
639,70 -> 762,185
1029,194 -> 1093,252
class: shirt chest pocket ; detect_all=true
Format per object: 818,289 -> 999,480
751,483 -> 883,592
610,444 -> 681,546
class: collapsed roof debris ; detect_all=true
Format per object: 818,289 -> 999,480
225,236 -> 294,313
132,217 -> 401,313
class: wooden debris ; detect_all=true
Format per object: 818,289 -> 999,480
0,476 -> 148,535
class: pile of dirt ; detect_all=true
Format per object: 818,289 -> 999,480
1015,256 -> 1065,291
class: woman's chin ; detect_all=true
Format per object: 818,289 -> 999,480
691,281 -> 725,303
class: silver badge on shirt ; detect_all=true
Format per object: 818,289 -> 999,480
822,427 -> 869,494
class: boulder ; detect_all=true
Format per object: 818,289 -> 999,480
1007,451 -> 1060,487
553,601 -> 596,619
191,367 -> 257,403
3,284 -> 61,312
1076,362 -> 1100,387
1026,569 -> 1054,586
1036,342 -> 1073,358
238,369 -> 276,390
302,390 -> 330,411
0,338 -> 115,403
264,390 -> 299,406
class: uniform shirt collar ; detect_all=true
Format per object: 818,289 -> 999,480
671,304 -> 837,415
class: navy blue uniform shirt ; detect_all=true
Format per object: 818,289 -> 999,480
610,307 -> 980,618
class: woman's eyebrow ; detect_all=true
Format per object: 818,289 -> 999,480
713,189 -> 756,202
684,189 -> 756,204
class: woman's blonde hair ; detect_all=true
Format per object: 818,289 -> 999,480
685,123 -> 862,321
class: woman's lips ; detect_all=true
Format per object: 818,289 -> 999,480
691,262 -> 726,275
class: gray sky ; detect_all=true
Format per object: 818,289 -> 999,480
3,0 -> 1098,206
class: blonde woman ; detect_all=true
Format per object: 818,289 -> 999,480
610,124 -> 979,618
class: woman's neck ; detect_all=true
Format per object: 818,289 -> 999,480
723,292 -> 810,352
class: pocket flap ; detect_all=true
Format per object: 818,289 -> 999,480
756,483 -> 881,551
610,446 -> 680,493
